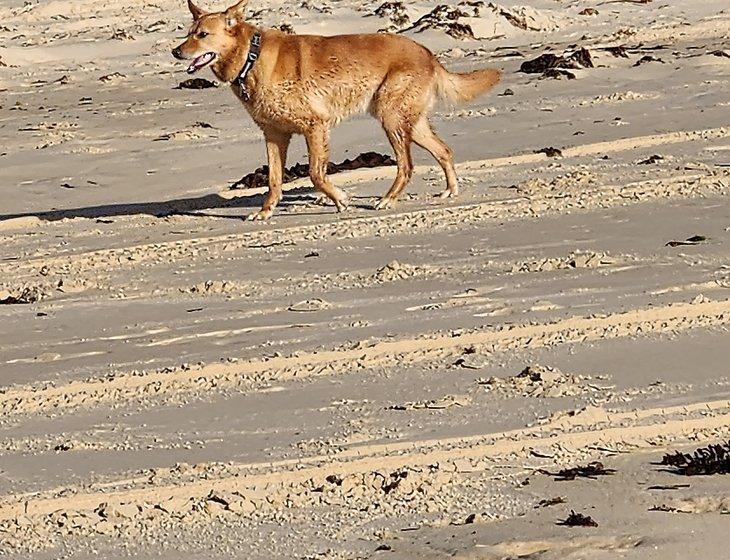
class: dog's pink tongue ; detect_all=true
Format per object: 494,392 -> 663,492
187,52 -> 213,74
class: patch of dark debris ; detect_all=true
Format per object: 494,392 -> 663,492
665,235 -> 707,247
638,154 -> 664,165
175,78 -> 218,90
633,55 -> 664,67
539,462 -> 616,481
230,151 -> 395,190
520,48 -> 593,79
534,146 -> 563,158
402,5 -> 476,39
0,285 -> 48,304
660,441 -> 730,476
558,510 -> 598,527
535,496 -> 566,508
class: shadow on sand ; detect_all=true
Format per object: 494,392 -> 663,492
1,150 -> 397,224
0,186 -> 327,224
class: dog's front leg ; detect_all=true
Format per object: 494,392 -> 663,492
304,125 -> 348,212
248,131 -> 291,221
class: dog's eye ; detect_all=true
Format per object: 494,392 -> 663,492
196,31 -> 208,38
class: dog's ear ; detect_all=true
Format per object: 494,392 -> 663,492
187,0 -> 207,20
224,0 -> 249,27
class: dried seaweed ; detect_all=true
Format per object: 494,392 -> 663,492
0,286 -> 47,304
229,151 -> 395,190
520,53 -> 563,73
99,72 -> 126,82
665,235 -> 707,247
659,441 -> 730,475
633,55 -> 664,66
399,5 -> 475,39
571,48 -> 594,68
373,1 -> 410,28
535,496 -> 566,508
541,68 -> 576,80
520,48 -> 593,74
647,483 -> 690,490
638,154 -> 663,164
459,0 -> 484,17
539,461 -> 615,481
604,46 -> 629,58
498,9 -> 528,29
649,504 -> 681,512
110,28 -> 134,40
558,510 -> 598,527
382,470 -> 408,494
175,78 -> 218,89
534,147 -> 563,158
374,1 -> 404,18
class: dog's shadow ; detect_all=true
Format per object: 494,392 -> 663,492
0,186 -> 373,224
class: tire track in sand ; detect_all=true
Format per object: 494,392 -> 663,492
0,126 -> 726,278
0,171 -> 726,286
1,397 -> 728,523
1,298 -> 728,418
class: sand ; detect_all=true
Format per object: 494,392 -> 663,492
0,0 -> 729,557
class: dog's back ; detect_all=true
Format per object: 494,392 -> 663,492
240,31 -> 500,129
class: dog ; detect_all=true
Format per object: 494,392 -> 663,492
172,0 -> 501,220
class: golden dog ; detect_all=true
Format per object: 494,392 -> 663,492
173,0 -> 501,220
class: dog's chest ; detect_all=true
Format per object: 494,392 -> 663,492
230,76 -> 376,133
230,82 -> 308,132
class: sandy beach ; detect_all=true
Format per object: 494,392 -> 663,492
0,0 -> 729,557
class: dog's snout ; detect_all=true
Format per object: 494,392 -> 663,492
172,47 -> 183,59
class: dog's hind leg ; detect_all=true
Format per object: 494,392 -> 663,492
304,124 -> 348,212
374,122 -> 414,210
371,68 -> 433,210
248,130 -> 291,221
412,117 -> 458,199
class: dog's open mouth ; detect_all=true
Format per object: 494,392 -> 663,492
187,52 -> 216,74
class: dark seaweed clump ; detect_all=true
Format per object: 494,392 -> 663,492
230,152 -> 395,190
660,441 -> 730,476
520,48 -> 594,74
558,510 -> 598,527
540,462 -> 615,481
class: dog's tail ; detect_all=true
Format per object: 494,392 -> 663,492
435,65 -> 501,104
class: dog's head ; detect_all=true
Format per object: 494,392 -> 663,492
172,0 -> 249,74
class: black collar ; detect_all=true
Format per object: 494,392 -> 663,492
233,31 -> 261,101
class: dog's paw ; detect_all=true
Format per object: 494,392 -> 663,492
312,189 -> 349,211
374,196 -> 395,210
437,188 -> 458,199
247,208 -> 274,221
333,196 -> 349,213
311,194 -> 329,206
313,190 -> 349,212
